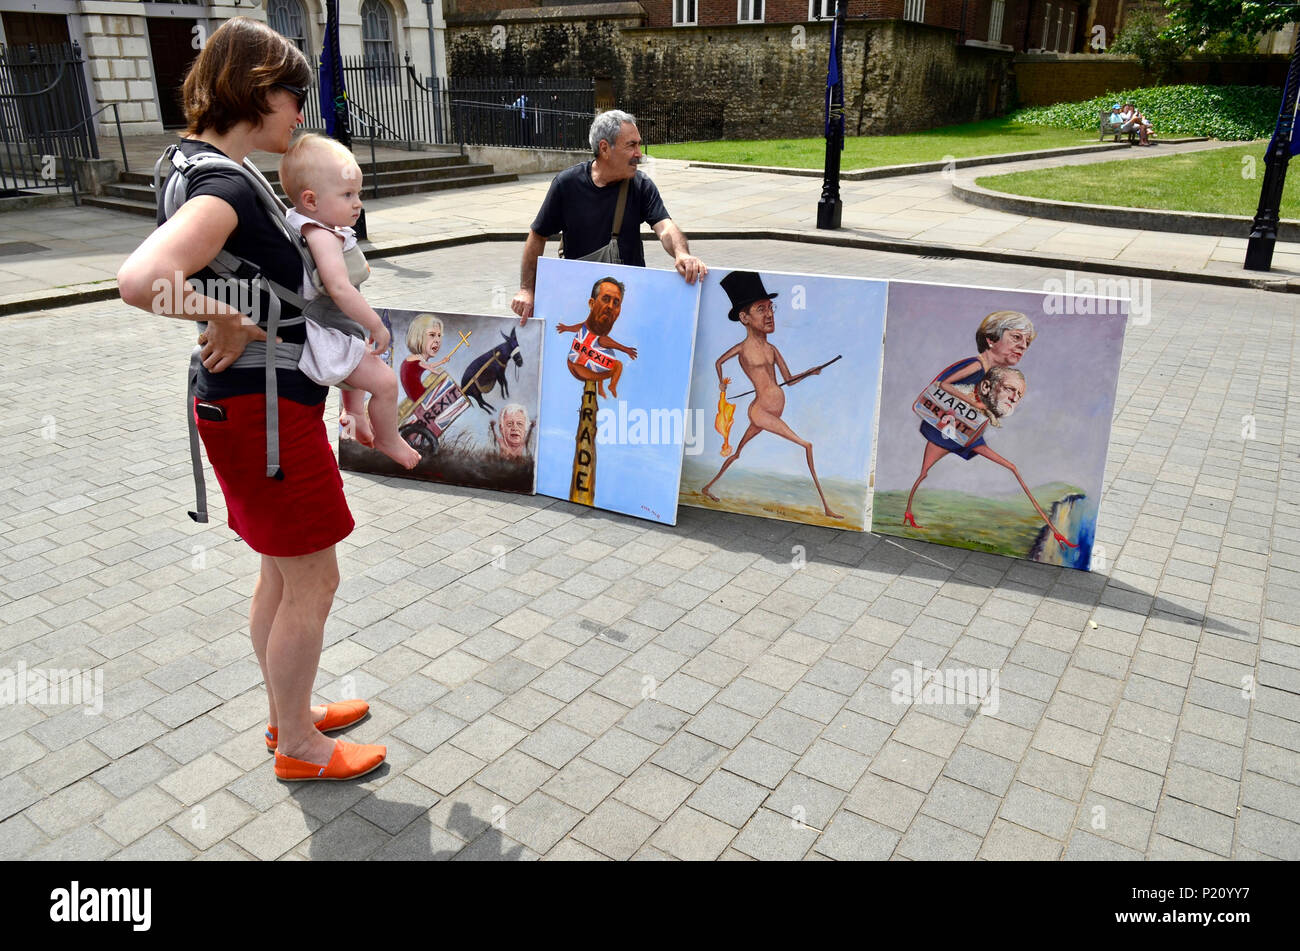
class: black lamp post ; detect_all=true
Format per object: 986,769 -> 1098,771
1245,24 -> 1300,271
816,0 -> 848,230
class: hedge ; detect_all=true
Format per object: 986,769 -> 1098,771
1009,85 -> 1281,140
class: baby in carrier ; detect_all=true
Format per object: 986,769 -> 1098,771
280,133 -> 419,468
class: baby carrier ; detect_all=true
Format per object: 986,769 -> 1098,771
153,143 -> 366,522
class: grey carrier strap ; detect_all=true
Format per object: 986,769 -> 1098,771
154,143 -> 365,522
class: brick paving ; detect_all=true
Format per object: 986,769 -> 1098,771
1,239 -> 1297,860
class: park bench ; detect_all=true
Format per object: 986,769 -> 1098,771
1099,109 -> 1140,145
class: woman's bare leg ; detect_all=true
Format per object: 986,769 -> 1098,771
256,555 -> 329,734
266,546 -> 341,764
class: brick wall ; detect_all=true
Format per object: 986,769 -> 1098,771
632,0 -> 1052,47
1013,53 -> 1291,106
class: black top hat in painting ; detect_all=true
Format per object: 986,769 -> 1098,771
720,271 -> 779,322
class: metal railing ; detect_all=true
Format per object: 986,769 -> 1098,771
618,98 -> 726,145
0,43 -> 106,202
301,56 -> 595,150
451,100 -> 594,151
343,98 -> 399,198
0,42 -> 97,159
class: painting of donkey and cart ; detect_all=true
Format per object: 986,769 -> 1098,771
338,308 -> 543,494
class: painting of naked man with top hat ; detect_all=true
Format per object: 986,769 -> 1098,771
679,268 -> 887,531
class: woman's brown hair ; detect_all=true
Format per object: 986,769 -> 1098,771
182,16 -> 311,136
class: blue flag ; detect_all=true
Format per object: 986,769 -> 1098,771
824,11 -> 844,144
320,0 -> 348,143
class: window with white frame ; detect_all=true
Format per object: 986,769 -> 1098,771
810,0 -> 835,19
361,0 -> 396,77
988,0 -> 1005,44
268,0 -> 309,53
674,0 -> 697,24
903,0 -> 925,24
738,0 -> 764,23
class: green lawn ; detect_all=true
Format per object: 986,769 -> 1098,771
648,119 -> 1095,170
975,143 -> 1300,218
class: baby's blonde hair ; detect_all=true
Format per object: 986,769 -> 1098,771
279,133 -> 360,206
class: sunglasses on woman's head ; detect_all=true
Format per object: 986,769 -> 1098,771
274,83 -> 308,111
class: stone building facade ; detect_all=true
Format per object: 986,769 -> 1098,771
445,3 -> 1018,139
0,0 -> 449,137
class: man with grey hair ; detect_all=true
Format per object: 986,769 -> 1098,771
511,109 -> 706,323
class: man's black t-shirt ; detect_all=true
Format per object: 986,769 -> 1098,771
530,162 -> 670,267
160,139 -> 325,405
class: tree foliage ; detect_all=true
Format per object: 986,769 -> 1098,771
1110,8 -> 1186,79
1163,0 -> 1300,46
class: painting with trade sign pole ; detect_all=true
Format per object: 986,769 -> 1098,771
338,308 -> 543,493
871,281 -> 1128,570
534,258 -> 701,525
679,268 -> 887,532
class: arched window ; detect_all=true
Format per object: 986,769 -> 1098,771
361,0 -> 396,78
268,0 -> 308,53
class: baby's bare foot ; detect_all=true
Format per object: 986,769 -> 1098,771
375,432 -> 421,469
345,412 -> 375,447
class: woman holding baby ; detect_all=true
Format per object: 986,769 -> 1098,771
117,17 -> 386,781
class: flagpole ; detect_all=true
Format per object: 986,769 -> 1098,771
322,0 -> 366,239
816,0 -> 847,230
1245,25 -> 1300,271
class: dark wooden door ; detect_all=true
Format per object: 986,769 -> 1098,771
147,18 -> 197,128
2,12 -> 72,48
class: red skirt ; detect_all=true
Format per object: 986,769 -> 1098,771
194,393 -> 353,557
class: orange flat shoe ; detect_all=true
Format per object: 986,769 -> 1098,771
265,699 -> 370,751
273,740 -> 386,782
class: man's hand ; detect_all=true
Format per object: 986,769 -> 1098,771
198,314 -> 271,372
512,288 -> 534,325
675,253 -> 707,284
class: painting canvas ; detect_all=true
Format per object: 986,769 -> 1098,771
872,281 -> 1127,570
534,258 -> 700,524
679,268 -> 887,531
338,308 -> 542,493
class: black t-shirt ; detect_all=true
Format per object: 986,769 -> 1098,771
530,162 -> 670,267
159,139 -> 324,405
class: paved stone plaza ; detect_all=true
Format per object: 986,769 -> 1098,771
1,238 -> 1297,861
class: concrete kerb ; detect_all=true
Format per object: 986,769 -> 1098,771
4,223 -> 1297,318
684,137 -> 1209,180
951,178 -> 1300,242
